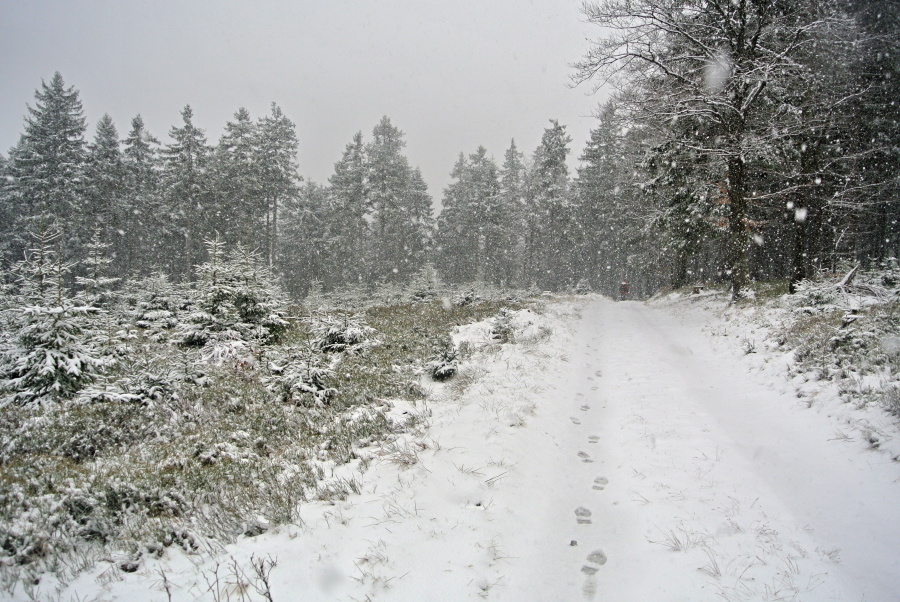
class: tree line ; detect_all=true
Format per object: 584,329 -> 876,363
1,0 -> 897,301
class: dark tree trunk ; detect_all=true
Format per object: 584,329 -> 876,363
727,156 -> 749,300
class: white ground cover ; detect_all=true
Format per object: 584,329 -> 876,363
52,295 -> 900,601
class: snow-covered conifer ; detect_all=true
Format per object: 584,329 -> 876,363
179,237 -> 287,347
3,73 -> 87,264
1,228 -> 109,406
162,105 -> 212,279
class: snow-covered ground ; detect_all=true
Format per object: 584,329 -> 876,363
58,295 -> 900,601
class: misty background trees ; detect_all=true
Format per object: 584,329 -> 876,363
0,0 -> 897,304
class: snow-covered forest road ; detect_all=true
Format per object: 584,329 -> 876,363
519,298 -> 900,601
65,296 -> 900,602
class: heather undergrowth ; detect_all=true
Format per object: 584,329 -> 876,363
0,275 -> 528,599
742,261 -> 900,417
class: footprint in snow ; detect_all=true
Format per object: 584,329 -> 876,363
570,416 -> 581,425
594,370 -> 603,377
590,386 -> 599,391
578,451 -> 594,463
575,507 -> 592,524
580,404 -> 590,411
581,549 -> 608,574
593,476 -> 609,491
588,435 -> 600,444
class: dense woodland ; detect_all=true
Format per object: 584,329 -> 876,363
0,0 -> 897,303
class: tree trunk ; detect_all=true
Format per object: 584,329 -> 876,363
727,156 -> 749,300
789,204 -> 807,294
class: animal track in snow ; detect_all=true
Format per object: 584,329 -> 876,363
574,507 -> 592,524
593,476 -> 609,491
588,435 -> 600,444
594,370 -> 602,377
590,386 -> 599,391
580,404 -> 590,411
570,416 -> 581,425
577,451 -> 594,463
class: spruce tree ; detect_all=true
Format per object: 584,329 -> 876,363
257,103 -> 301,270
84,114 -> 125,257
327,131 -> 369,286
122,115 -> 163,276
279,181 -> 331,296
498,140 -> 526,286
1,226 -> 108,406
214,107 -> 261,248
162,105 -> 211,279
401,167 -> 434,280
367,117 -> 432,283
435,147 -> 502,284
527,120 -> 572,289
4,73 -> 87,264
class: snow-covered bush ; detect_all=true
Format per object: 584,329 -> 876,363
309,312 -> 377,353
266,344 -> 337,405
0,281 -> 534,594
454,289 -> 479,307
490,308 -> 516,343
406,263 -> 442,302
783,262 -> 900,412
574,278 -> 593,295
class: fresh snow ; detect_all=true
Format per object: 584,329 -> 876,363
57,295 -> 900,601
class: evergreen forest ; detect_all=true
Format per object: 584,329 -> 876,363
2,1 -> 898,304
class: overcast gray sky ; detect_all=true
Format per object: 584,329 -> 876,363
0,0 -> 606,197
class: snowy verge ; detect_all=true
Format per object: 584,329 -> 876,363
649,285 -> 900,462
51,301 -> 580,601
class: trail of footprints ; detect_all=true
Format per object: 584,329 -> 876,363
574,473 -> 611,576
571,372 -> 608,579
